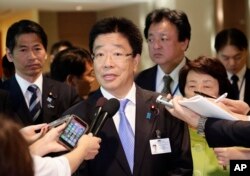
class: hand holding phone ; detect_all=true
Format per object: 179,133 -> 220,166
59,115 -> 89,150
156,95 -> 173,108
48,115 -> 72,129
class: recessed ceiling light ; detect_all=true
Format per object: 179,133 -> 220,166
76,5 -> 83,11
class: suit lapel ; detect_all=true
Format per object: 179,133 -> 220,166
133,87 -> 158,176
42,77 -> 59,122
9,77 -> 32,124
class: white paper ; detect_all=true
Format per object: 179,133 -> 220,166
178,95 -> 237,121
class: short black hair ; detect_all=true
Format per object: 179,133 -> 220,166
214,28 -> 248,52
144,8 -> 191,42
50,47 -> 92,82
50,40 -> 73,55
2,55 -> 15,80
179,56 -> 232,97
89,17 -> 143,57
6,19 -> 48,53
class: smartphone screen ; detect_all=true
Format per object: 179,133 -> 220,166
59,115 -> 88,149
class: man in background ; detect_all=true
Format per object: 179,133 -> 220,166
2,19 -> 81,126
135,8 -> 191,96
215,28 -> 250,106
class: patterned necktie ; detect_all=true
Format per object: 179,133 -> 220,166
118,99 -> 134,173
231,74 -> 239,99
28,85 -> 41,121
162,75 -> 172,95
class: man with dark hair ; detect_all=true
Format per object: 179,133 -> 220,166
70,16 -> 192,176
215,28 -> 250,105
50,47 -> 98,99
3,19 -> 81,126
135,8 -> 191,96
49,40 -> 73,62
1,54 -> 15,81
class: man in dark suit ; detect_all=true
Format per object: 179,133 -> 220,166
70,17 -> 192,176
215,28 -> 250,106
2,19 -> 81,126
168,96 -> 250,148
0,89 -> 11,113
135,8 -> 191,96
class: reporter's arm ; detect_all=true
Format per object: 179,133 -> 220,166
205,119 -> 250,148
29,123 -> 67,156
20,123 -> 48,144
64,133 -> 101,173
214,147 -> 250,166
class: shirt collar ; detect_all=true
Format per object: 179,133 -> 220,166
100,83 -> 136,104
227,65 -> 246,80
157,57 -> 186,84
15,73 -> 43,94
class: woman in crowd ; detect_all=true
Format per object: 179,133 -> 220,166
178,56 -> 235,175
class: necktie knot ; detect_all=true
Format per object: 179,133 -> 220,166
162,75 -> 172,94
119,99 -> 129,113
231,74 -> 239,82
28,85 -> 38,93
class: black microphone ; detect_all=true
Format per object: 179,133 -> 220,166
88,97 -> 107,133
92,98 -> 120,136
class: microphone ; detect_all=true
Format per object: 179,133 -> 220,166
92,98 -> 120,136
88,97 -> 107,133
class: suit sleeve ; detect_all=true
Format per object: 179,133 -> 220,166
205,118 -> 250,147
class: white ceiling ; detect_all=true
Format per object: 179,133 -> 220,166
0,0 -> 148,11
0,0 -> 149,20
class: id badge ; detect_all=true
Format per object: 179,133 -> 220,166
150,138 -> 171,155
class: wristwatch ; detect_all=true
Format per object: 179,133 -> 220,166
197,116 -> 207,137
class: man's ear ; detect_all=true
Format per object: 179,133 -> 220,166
66,74 -> 76,86
6,48 -> 14,62
133,54 -> 141,73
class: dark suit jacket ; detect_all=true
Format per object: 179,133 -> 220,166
0,89 -> 12,113
2,76 -> 82,126
205,118 -> 250,148
135,58 -> 189,92
243,68 -> 250,106
73,86 -> 192,176
135,65 -> 158,91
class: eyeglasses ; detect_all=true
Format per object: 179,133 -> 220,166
91,51 -> 133,62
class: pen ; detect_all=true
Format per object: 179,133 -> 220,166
194,91 -> 216,99
214,92 -> 228,103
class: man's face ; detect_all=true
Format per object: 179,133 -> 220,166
217,45 -> 247,74
147,19 -> 188,69
72,61 -> 96,98
6,33 -> 47,82
92,33 -> 140,98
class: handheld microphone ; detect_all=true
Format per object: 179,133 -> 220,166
88,97 -> 107,133
92,98 -> 120,136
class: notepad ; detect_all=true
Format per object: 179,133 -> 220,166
178,95 -> 237,121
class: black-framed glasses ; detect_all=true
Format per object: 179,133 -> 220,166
91,52 -> 133,61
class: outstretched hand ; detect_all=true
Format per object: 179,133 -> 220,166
20,123 -> 48,144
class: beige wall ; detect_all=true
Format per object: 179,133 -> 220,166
0,10 -> 39,56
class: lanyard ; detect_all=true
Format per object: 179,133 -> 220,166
172,84 -> 179,96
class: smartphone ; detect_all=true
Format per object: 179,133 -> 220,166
59,115 -> 89,150
156,95 -> 173,108
48,115 -> 72,129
